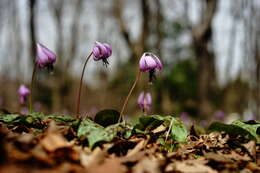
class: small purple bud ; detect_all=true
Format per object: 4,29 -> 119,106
139,52 -> 163,82
92,41 -> 112,66
36,43 -> 56,69
137,92 -> 152,112
180,112 -> 191,126
18,85 -> 30,105
139,52 -> 162,72
214,110 -> 225,121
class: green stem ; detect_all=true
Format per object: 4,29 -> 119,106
119,70 -> 141,123
76,52 -> 93,117
29,63 -> 37,113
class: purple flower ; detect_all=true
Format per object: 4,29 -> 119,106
18,85 -> 30,105
138,92 -> 152,112
92,41 -> 112,66
214,110 -> 225,121
139,52 -> 163,82
180,112 -> 192,126
36,43 -> 57,69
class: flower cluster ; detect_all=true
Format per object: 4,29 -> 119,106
18,85 -> 30,105
137,92 -> 152,113
36,43 -> 57,70
92,41 -> 112,66
139,52 -> 163,82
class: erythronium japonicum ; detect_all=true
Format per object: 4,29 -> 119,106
18,85 -> 30,105
29,43 -> 57,113
76,41 -> 112,117
119,52 -> 162,122
137,91 -> 152,114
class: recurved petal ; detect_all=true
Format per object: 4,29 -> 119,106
137,92 -> 145,108
103,43 -> 112,58
145,93 -> 152,106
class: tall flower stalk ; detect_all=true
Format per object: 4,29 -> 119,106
76,41 -> 112,117
119,70 -> 141,122
29,43 -> 56,113
119,52 -> 162,122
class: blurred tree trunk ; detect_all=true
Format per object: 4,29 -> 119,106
113,0 -> 150,63
29,0 -> 37,64
192,0 -> 217,117
154,0 -> 164,113
48,0 -> 83,113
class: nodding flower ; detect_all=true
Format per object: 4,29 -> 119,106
137,92 -> 152,113
18,85 -> 30,105
36,43 -> 57,70
139,52 -> 163,82
92,41 -> 112,67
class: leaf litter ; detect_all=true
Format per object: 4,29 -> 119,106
0,113 -> 259,173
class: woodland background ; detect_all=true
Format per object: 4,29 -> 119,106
0,0 -> 259,122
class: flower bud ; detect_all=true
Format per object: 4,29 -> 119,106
139,52 -> 163,82
139,52 -> 162,72
18,85 -> 30,105
36,43 -> 56,69
137,92 -> 152,112
92,41 -> 112,66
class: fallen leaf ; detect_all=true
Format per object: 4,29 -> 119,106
40,133 -> 70,152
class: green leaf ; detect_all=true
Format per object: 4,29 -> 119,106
94,109 -> 120,127
208,121 -> 257,142
134,115 -> 188,142
0,114 -> 20,125
77,118 -> 121,148
232,120 -> 260,143
170,118 -> 188,143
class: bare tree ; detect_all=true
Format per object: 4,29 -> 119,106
191,0 -> 218,117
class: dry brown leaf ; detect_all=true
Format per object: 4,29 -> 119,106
243,140 -> 256,160
88,157 -> 127,173
152,125 -> 166,133
40,133 -> 70,152
127,139 -> 146,157
174,159 -> 218,173
132,157 -> 161,173
80,147 -> 107,168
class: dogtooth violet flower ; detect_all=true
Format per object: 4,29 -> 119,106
36,43 -> 57,69
18,85 -> 30,105
138,92 -> 152,112
92,41 -> 112,66
139,52 -> 163,82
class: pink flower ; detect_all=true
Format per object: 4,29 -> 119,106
139,52 -> 162,72
137,92 -> 152,112
139,52 -> 163,82
36,43 -> 56,69
18,85 -> 30,104
92,41 -> 112,66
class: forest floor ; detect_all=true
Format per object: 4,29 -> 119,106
0,113 -> 259,173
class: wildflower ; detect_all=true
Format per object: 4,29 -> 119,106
36,43 -> 56,69
180,112 -> 192,126
92,41 -> 112,66
18,85 -> 30,105
137,92 -> 152,113
214,110 -> 225,121
139,52 -> 163,82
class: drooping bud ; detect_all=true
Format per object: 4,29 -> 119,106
139,52 -> 163,82
36,43 -> 56,69
18,85 -> 30,105
92,41 -> 112,66
137,92 -> 152,112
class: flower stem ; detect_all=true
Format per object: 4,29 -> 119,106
76,52 -> 93,117
29,63 -> 37,113
119,70 -> 141,123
